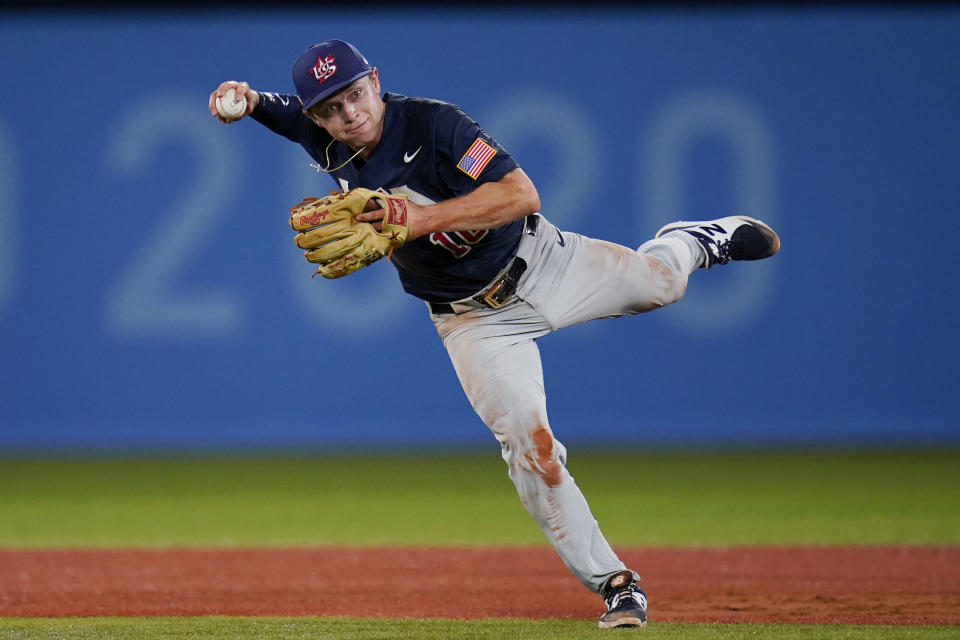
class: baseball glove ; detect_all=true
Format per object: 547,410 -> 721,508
289,188 -> 410,279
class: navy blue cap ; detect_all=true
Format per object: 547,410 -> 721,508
292,40 -> 373,111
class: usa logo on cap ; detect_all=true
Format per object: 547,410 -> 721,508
293,40 -> 374,111
312,55 -> 337,83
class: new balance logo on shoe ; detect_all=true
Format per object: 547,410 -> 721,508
693,223 -> 726,236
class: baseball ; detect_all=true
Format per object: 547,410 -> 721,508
216,88 -> 247,121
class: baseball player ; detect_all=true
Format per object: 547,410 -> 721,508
209,39 -> 779,629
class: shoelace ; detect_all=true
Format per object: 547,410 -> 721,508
605,584 -> 645,610
714,239 -> 731,265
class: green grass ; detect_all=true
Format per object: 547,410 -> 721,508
0,618 -> 957,640
0,451 -> 957,547
2,453 -> 957,638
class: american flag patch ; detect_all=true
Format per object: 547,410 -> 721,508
456,138 -> 497,179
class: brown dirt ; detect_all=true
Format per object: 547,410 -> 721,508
1,546 -> 958,625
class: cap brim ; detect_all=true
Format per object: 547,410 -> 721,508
301,69 -> 373,111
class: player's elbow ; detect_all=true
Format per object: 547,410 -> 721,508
522,185 -> 541,215
508,168 -> 541,215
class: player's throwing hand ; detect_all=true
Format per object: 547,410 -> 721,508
208,81 -> 259,123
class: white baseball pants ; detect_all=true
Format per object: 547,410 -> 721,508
428,215 -> 703,593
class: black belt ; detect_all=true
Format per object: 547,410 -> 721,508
429,257 -> 527,315
429,215 -> 538,315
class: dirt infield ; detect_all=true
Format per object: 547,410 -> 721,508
1,546 -> 958,625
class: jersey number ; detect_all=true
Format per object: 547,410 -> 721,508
429,230 -> 489,258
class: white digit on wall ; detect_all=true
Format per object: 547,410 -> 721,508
103,97 -> 243,338
0,121 -> 16,318
642,91 -> 778,334
483,90 -> 600,228
285,147 -> 408,334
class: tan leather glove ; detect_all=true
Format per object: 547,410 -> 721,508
289,188 -> 410,279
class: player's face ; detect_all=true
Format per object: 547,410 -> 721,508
305,69 -> 385,154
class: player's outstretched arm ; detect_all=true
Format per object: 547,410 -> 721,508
208,81 -> 260,123
356,168 -> 540,240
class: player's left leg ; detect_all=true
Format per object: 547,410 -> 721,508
517,215 -> 778,330
516,216 -> 696,329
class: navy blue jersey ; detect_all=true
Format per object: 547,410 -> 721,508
252,91 -> 525,301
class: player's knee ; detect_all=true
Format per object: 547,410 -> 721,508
634,254 -> 687,310
496,420 -> 567,490
654,273 -> 687,307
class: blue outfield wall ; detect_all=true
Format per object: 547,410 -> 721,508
0,8 -> 957,453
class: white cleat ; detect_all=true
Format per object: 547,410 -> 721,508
598,570 -> 648,629
656,215 -> 780,269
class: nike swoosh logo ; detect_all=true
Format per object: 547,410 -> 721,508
403,146 -> 422,163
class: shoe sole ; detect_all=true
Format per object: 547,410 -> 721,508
656,215 -> 781,259
598,616 -> 647,629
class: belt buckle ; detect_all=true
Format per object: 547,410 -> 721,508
481,280 -> 507,308
481,273 -> 519,308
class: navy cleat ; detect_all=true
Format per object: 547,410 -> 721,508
655,215 -> 780,269
598,569 -> 648,629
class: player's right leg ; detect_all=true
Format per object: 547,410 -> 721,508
430,302 -> 639,599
